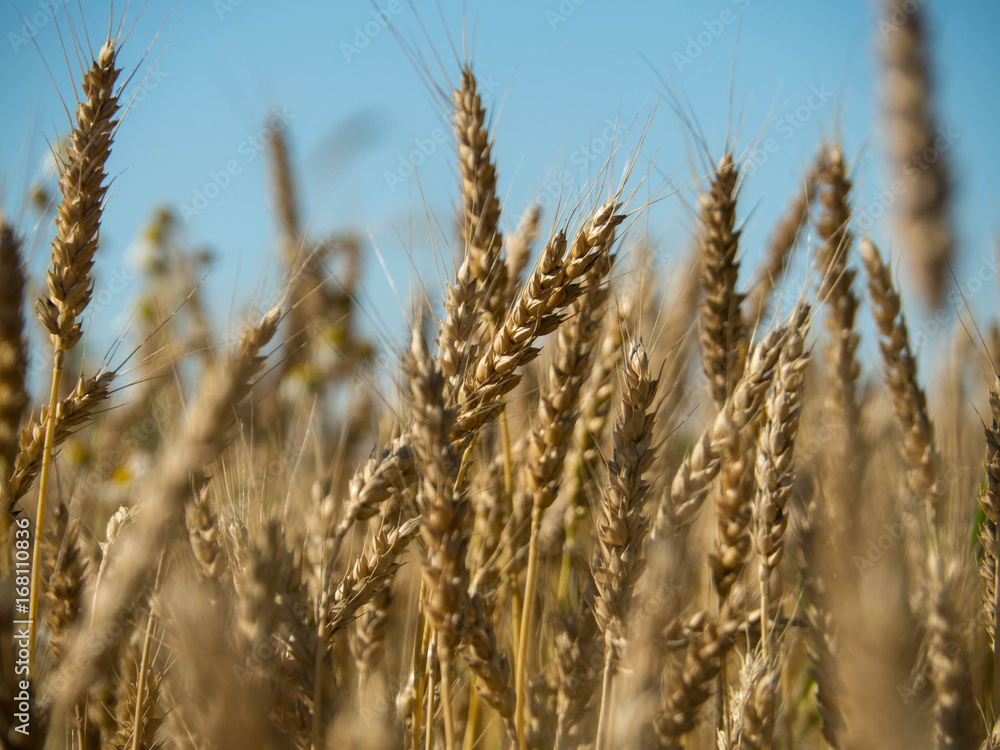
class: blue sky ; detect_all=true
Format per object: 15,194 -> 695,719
1,0 -> 998,367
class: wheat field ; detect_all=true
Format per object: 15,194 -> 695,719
0,2 -> 997,749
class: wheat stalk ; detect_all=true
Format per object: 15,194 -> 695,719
28,38 -> 121,660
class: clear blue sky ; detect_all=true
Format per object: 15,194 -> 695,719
1,0 -> 998,365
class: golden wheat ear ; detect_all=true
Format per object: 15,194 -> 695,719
860,237 -> 943,527
698,152 -> 748,408
37,39 -> 121,351
592,341 -> 659,747
27,36 -> 123,661
813,143 -> 863,536
453,68 -> 505,313
754,304 -> 811,653
927,563 -> 979,750
437,65 -> 506,402
652,605 -> 742,747
656,324 -> 789,535
980,380 -> 1000,715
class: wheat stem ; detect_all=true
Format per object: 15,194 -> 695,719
515,507 -> 542,743
595,651 -> 615,750
27,355 -> 63,659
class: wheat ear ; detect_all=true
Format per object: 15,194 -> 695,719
928,563 -> 978,750
342,204 -> 624,535
458,201 -> 625,439
559,288 -> 637,601
652,608 -> 741,749
268,128 -> 318,374
406,329 -> 472,750
754,305 -> 810,654
554,577 -> 602,749
454,66 -> 506,325
698,152 -> 748,407
715,306 -> 808,607
979,379 -> 1000,711
0,216 -> 26,584
593,341 -> 659,749
6,370 -> 115,509
326,516 -> 420,636
723,649 -> 780,750
28,39 -> 121,660
40,502 -> 87,662
185,485 -> 225,581
814,144 -> 863,529
861,236 -> 944,526
656,325 -> 788,535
